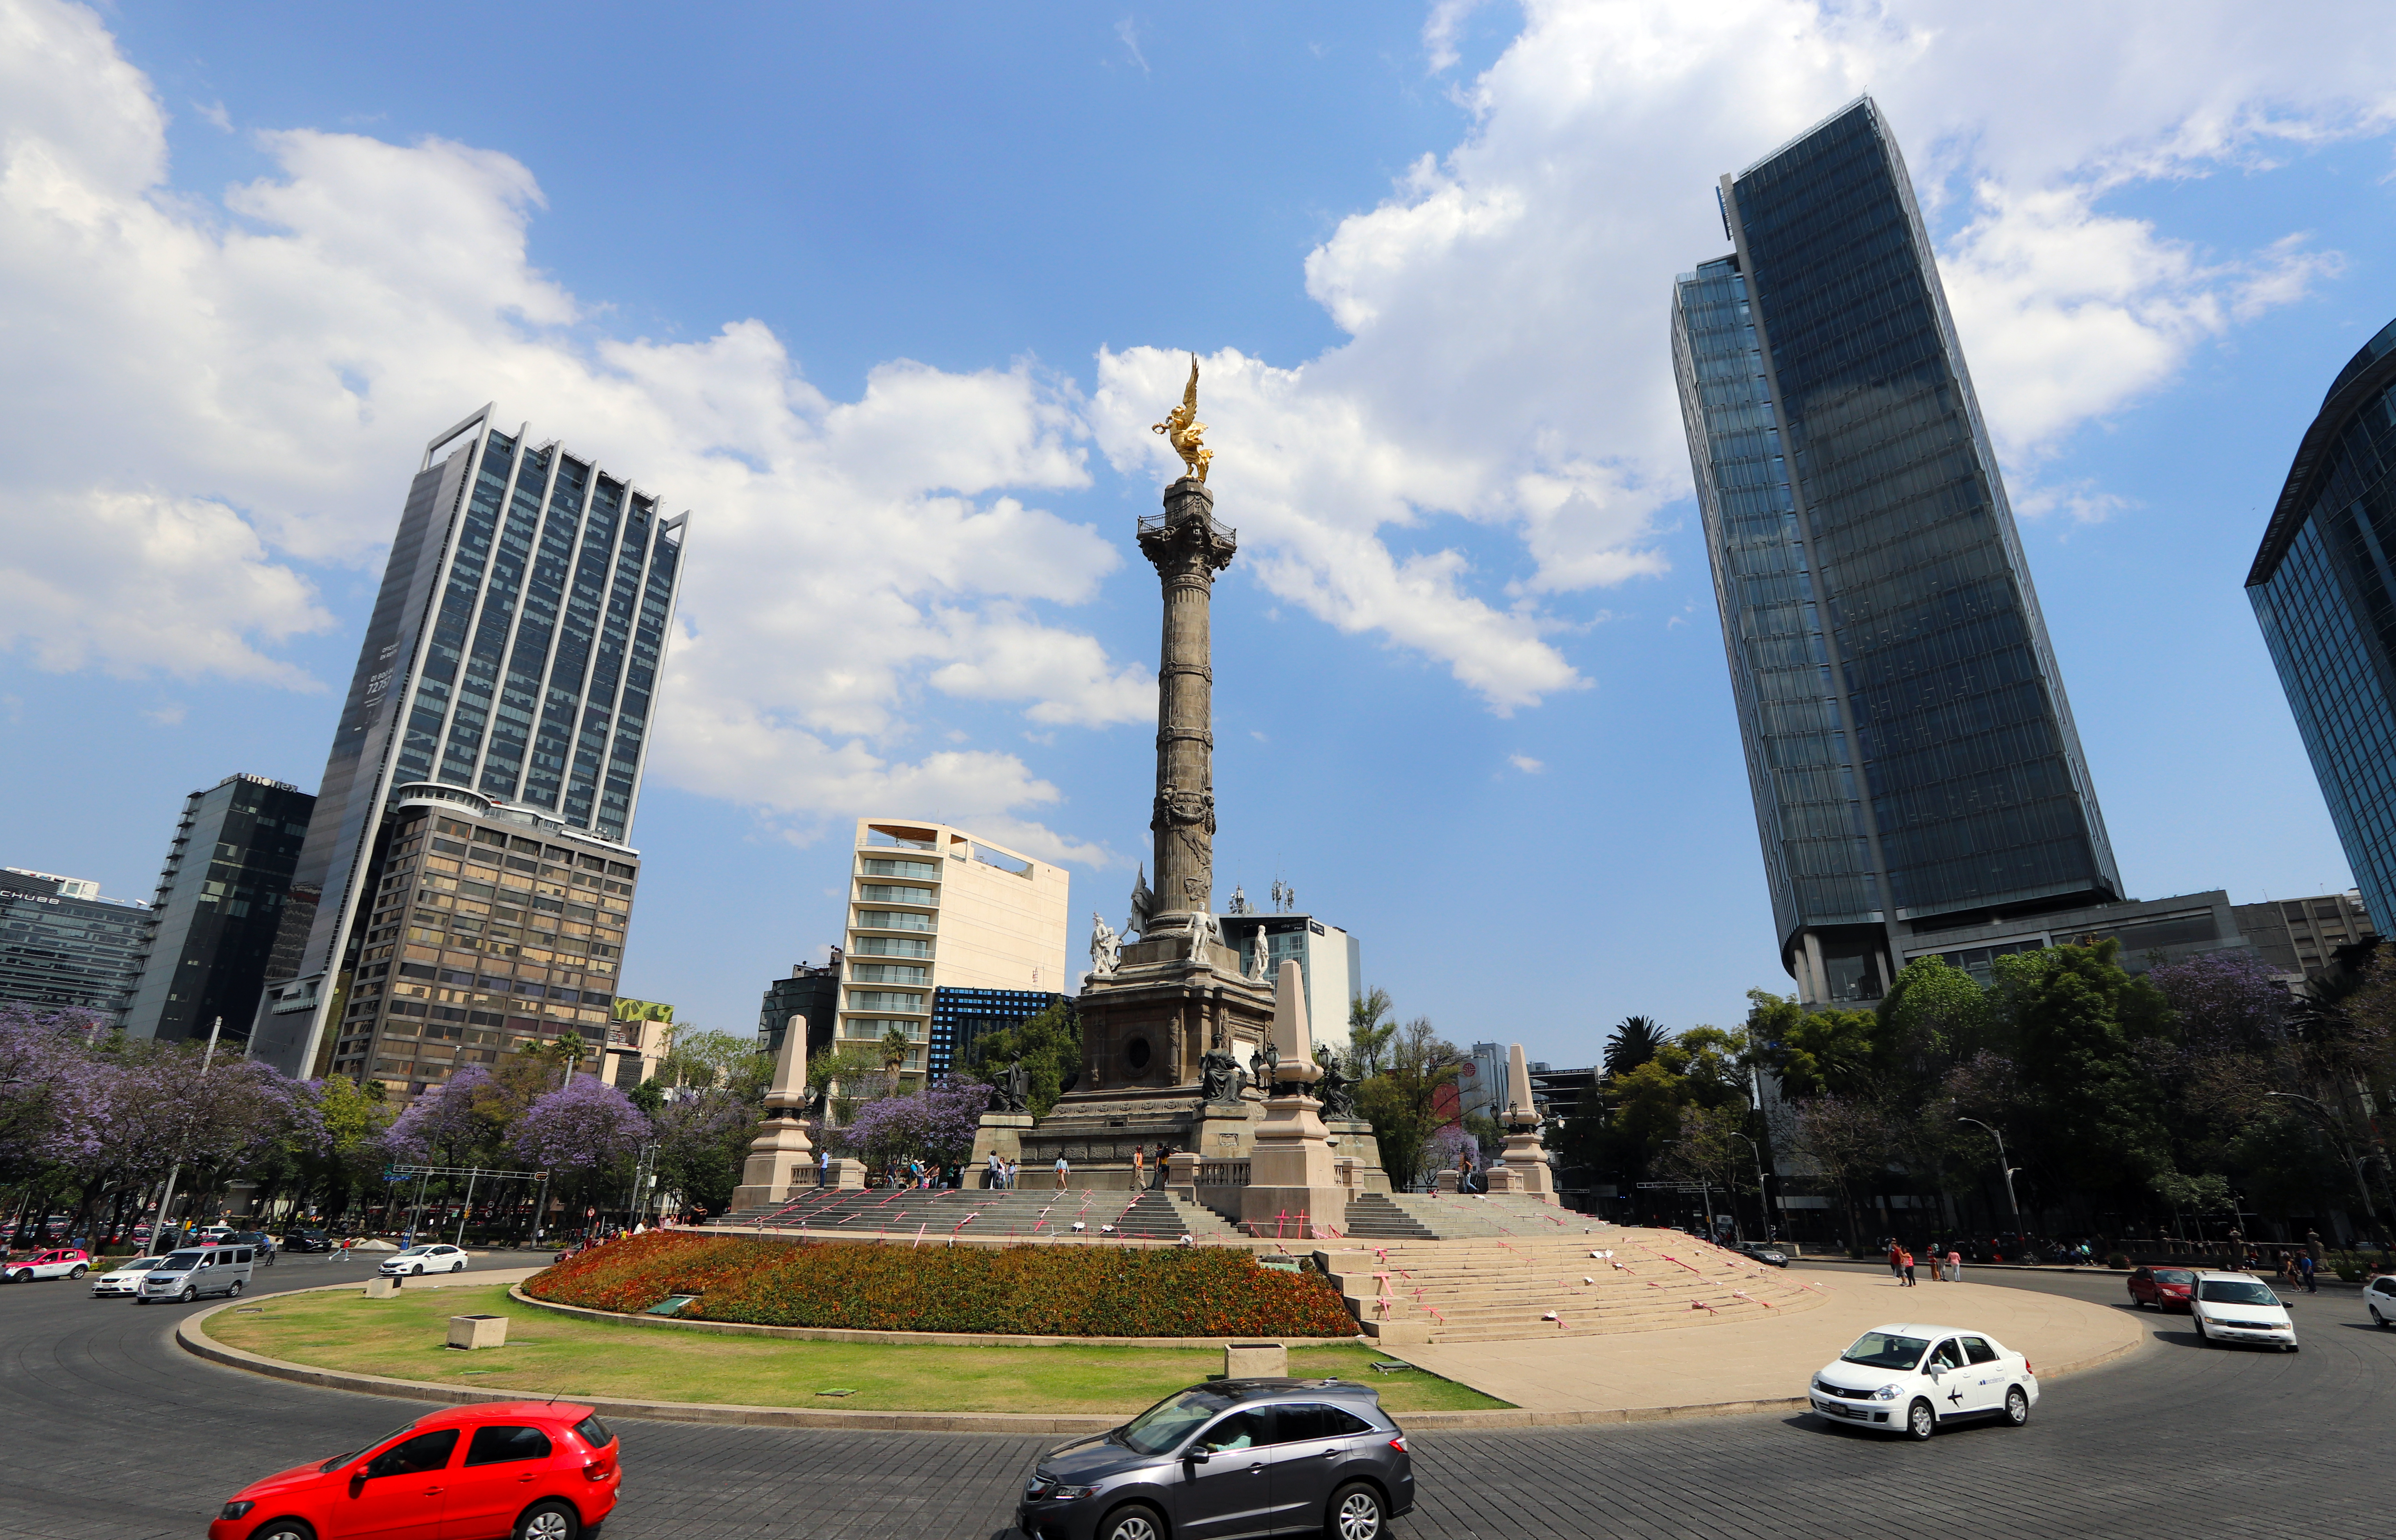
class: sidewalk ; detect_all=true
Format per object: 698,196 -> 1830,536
1374,1269 -> 2141,1420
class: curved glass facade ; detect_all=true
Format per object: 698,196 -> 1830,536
1674,98 -> 2119,997
2248,324 -> 2396,933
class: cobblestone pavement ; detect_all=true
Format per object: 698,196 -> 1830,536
1,1254 -> 2386,1539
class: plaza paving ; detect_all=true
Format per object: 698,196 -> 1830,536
2,1249 -> 2388,1539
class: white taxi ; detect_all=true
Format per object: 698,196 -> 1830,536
377,1242 -> 470,1276
89,1256 -> 167,1297
1808,1323 -> 2039,1440
2190,1272 -> 2297,1351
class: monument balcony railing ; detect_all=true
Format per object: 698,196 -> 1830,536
1137,509 -> 1238,547
1197,1158 -> 1250,1189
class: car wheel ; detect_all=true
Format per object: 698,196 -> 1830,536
2002,1386 -> 2029,1426
413,1264 -> 426,1275
1330,1481 -> 1387,1540
2374,1307 -> 2389,1329
178,1285 -> 196,1304
69,1264 -> 86,1279
2192,1317 -> 2209,1346
514,1500 -> 579,1540
1095,1501 -> 1164,1540
1904,1399 -> 1935,1441
248,1520 -> 315,1540
452,1261 -> 465,1273
228,1279 -> 244,1298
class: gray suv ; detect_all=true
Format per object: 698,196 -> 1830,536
1016,1377 -> 1413,1540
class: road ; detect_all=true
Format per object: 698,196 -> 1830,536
0,1251 -> 2385,1540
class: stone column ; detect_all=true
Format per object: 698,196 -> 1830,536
730,1014 -> 815,1210
1138,477 -> 1237,930
1488,1040 -> 1557,1202
1240,961 -> 1344,1236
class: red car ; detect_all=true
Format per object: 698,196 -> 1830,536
2127,1265 -> 2198,1311
209,1401 -> 621,1540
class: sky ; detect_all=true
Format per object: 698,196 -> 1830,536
2,0 -> 2394,1066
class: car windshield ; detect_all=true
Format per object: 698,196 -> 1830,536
112,1258 -> 161,1272
158,1250 -> 206,1270
395,1246 -> 432,1256
1120,1389 -> 1234,1455
2154,1270 -> 2195,1284
1840,1331 -> 1930,1370
2198,1279 -> 2279,1306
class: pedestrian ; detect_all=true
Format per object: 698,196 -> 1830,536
1922,1240 -> 1940,1282
1005,1158 -> 1019,1190
1945,1245 -> 1962,1283
1887,1238 -> 1904,1281
1054,1153 -> 1070,1190
1901,1246 -> 1917,1287
1131,1144 -> 1146,1191
818,1148 -> 831,1188
1458,1149 -> 1477,1195
986,1150 -> 1005,1190
2297,1251 -> 2318,1294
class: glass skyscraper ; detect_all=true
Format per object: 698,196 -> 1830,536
1671,98 -> 2119,1004
2248,317 -> 2396,935
249,405 -> 687,1080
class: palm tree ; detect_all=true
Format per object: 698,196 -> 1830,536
1603,1015 -> 1672,1077
880,1024 -> 913,1082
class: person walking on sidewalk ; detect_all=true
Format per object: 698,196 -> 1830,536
1945,1245 -> 1962,1282
2297,1251 -> 2319,1293
1900,1247 -> 1918,1287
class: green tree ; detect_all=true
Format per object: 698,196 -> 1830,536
1347,988 -> 1397,1077
966,1001 -> 1083,1118
1602,1015 -> 1671,1077
1990,939 -> 2173,1204
1352,1017 -> 1463,1191
1746,989 -> 1878,1099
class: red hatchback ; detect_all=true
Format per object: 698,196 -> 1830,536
208,1401 -> 621,1540
2127,1266 -> 2199,1311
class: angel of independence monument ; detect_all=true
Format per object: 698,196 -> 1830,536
995,361 -> 1384,1236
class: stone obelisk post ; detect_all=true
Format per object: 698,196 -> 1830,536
1242,959 -> 1348,1236
1139,475 -> 1236,940
730,1014 -> 817,1211
1490,1041 -> 1557,1202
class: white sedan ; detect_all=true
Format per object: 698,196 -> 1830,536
1809,1323 -> 2040,1440
377,1243 -> 470,1276
2364,1274 -> 2396,1329
89,1256 -> 167,1297
2190,1272 -> 2297,1351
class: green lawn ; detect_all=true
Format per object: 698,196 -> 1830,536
210,1285 -> 1508,1415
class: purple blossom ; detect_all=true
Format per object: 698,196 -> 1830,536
836,1082 -> 986,1170
382,1066 -> 496,1166
513,1077 -> 651,1172
2148,950 -> 2289,1052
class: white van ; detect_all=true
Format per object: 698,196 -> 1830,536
135,1245 -> 255,1305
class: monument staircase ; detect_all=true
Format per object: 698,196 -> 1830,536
1316,1226 -> 1824,1343
711,1185 -> 1245,1244
1331,1193 -> 1439,1242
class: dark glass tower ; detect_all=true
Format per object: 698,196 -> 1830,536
250,405 -> 687,1079
1671,98 -> 2119,1003
120,773 -> 316,1044
2248,317 -> 2396,934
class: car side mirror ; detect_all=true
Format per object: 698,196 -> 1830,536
350,1473 -> 368,1498
1186,1449 -> 1212,1465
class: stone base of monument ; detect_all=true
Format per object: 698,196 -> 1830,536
1487,1129 -> 1557,1201
824,1157 -> 867,1190
1240,1092 -> 1348,1238
729,1120 -> 816,1211
1324,1118 -> 1390,1195
967,1113 -> 1034,1186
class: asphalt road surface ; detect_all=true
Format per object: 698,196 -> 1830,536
1,1250 -> 2385,1540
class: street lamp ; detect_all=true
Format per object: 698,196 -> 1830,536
1956,1117 -> 2023,1237
1728,1131 -> 1772,1243
2265,1090 -> 2387,1238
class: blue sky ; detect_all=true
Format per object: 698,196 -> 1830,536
2,1 -> 2393,1065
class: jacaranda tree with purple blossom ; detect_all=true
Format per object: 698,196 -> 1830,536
836,1081 -> 986,1178
515,1077 -> 652,1216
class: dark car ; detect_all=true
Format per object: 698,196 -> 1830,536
223,1231 -> 277,1265
1017,1378 -> 1412,1540
2127,1265 -> 2198,1311
1732,1242 -> 1790,1268
279,1230 -> 334,1254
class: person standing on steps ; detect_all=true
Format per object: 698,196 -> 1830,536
1131,1144 -> 1146,1192
1055,1153 -> 1071,1190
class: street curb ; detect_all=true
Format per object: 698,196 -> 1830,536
1793,1256 -> 2368,1292
506,1283 -> 1360,1349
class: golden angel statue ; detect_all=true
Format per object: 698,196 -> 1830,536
1152,355 -> 1213,483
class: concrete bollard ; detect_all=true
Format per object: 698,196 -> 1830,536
364,1276 -> 402,1299
447,1314 -> 509,1349
1224,1342 -> 1287,1379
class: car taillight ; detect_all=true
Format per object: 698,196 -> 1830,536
1387,1435 -> 1407,1452
2023,1360 -> 2034,1375
584,1460 -> 611,1481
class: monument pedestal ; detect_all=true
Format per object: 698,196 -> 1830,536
1488,1127 -> 1556,1201
968,1113 -> 1034,1186
729,1115 -> 815,1211
1324,1118 -> 1390,1195
1240,1093 -> 1347,1238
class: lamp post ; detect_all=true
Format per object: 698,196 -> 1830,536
1956,1116 -> 2022,1240
2266,1090 -> 2386,1240
1728,1131 -> 1772,1242
152,1016 -> 224,1256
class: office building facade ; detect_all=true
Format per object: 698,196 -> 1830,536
2232,890 -> 2381,979
929,985 -> 1065,1080
1224,913 -> 1358,1053
321,786 -> 639,1095
0,868 -> 149,1020
2248,317 -> 2396,935
252,405 -> 687,1079
1672,97 -> 2119,1004
760,956 -> 841,1063
120,774 -> 315,1045
838,819 -> 1067,1086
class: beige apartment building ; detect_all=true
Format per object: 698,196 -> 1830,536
838,818 -> 1068,1084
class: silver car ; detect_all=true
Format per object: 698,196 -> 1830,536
1015,1378 -> 1413,1540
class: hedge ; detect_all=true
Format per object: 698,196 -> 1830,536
526,1231 -> 1358,1338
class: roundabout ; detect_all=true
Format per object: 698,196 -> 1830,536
2,1252 -> 2390,1540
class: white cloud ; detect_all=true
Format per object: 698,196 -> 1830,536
1508,753 -> 1544,774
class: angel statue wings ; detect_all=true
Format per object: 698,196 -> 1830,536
1151,355 -> 1213,484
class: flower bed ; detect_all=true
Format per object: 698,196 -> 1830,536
526,1232 -> 1358,1338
